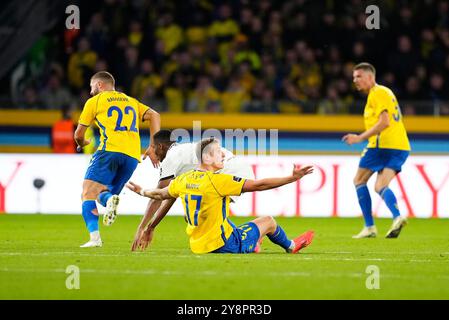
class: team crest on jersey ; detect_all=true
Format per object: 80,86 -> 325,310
233,176 -> 242,182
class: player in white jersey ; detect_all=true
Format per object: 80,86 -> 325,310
131,130 -> 254,251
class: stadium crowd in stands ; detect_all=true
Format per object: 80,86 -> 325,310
11,0 -> 449,115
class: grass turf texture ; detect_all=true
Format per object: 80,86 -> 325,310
0,214 -> 448,300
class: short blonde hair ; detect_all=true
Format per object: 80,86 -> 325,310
353,62 -> 376,76
91,71 -> 115,86
196,137 -> 219,162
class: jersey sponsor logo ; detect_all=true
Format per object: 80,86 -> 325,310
233,176 -> 242,182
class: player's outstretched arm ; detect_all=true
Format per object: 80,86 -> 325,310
142,108 -> 161,167
131,178 -> 172,251
242,165 -> 313,193
126,181 -> 174,200
342,111 -> 390,145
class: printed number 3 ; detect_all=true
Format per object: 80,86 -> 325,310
107,106 -> 138,132
393,105 -> 402,122
184,195 -> 202,226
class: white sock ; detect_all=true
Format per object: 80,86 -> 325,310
90,231 -> 100,241
288,240 -> 295,250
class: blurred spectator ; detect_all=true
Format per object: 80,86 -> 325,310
187,75 -> 221,113
164,72 -> 187,112
86,12 -> 109,58
209,4 -> 240,62
117,46 -> 140,92
128,20 -> 143,47
281,80 -> 306,113
388,35 -> 419,84
17,86 -> 44,109
234,34 -> 261,72
221,76 -> 249,113
208,63 -> 227,92
40,74 -> 73,110
245,80 -> 279,113
428,73 -> 449,105
67,37 -> 97,90
131,60 -> 162,100
236,61 -> 256,93
317,86 -> 347,114
141,85 -> 161,112
155,13 -> 184,55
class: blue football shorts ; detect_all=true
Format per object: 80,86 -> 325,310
212,222 -> 261,254
359,148 -> 409,173
84,150 -> 138,194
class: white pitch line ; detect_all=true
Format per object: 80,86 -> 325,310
0,251 -> 448,263
1,267 -> 449,281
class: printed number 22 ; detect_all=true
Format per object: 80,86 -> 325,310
107,106 -> 138,132
184,195 -> 202,226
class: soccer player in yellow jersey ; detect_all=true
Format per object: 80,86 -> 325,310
126,138 -> 315,254
343,63 -> 410,239
74,71 -> 161,248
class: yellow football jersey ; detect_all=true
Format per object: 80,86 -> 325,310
78,91 -> 150,161
364,85 -> 411,151
168,170 -> 246,254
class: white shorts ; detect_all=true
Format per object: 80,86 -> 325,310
219,156 -> 255,203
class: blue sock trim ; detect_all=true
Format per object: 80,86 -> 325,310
378,187 -> 388,198
267,225 -> 291,250
355,183 -> 367,190
82,200 -> 99,233
356,184 -> 374,227
98,191 -> 113,207
377,187 -> 400,219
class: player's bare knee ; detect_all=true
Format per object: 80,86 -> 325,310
374,183 -> 386,194
265,216 -> 277,233
82,190 -> 95,201
354,176 -> 366,186
82,187 -> 100,201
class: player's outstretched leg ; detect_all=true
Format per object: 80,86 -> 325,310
98,190 -> 119,226
252,216 -> 314,253
103,194 -> 120,226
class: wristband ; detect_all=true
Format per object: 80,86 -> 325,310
140,189 -> 146,196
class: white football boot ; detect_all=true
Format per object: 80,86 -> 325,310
352,226 -> 378,239
103,195 -> 120,226
80,231 -> 103,248
385,216 -> 408,238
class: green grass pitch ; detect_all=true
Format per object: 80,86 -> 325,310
1,214 -> 448,299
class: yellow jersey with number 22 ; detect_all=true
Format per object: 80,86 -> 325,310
78,91 -> 150,161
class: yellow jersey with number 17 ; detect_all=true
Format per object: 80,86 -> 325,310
364,84 -> 411,151
78,91 -> 150,161
168,170 -> 246,254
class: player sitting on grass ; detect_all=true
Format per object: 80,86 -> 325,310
130,129 -> 255,251
126,137 -> 314,254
